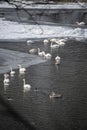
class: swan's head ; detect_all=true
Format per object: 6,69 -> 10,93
4,73 -> 9,78
18,64 -> 21,68
23,78 -> 25,81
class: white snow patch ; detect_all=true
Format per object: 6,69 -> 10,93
0,18 -> 87,40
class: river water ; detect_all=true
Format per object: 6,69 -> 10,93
0,39 -> 87,130
0,2 -> 87,130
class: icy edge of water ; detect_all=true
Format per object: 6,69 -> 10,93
0,48 -> 46,74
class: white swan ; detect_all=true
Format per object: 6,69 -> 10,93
43,53 -> 52,59
18,64 -> 26,74
23,79 -> 31,90
43,39 -> 49,45
38,48 -> 45,57
4,73 -> 9,78
76,21 -> 85,26
55,56 -> 61,65
58,41 -> 65,46
50,38 -> 57,43
10,67 -> 15,76
49,92 -> 62,99
50,42 -> 59,49
29,48 -> 37,54
26,40 -> 33,44
3,74 -> 10,85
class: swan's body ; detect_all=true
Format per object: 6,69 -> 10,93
23,79 -> 31,90
55,56 -> 61,65
10,67 -> 15,76
27,40 -> 33,44
43,39 -> 49,45
50,42 -> 59,49
58,41 -> 65,46
55,39 -> 66,46
3,74 -> 10,85
50,38 -> 57,43
18,65 -> 26,74
29,48 -> 37,54
4,73 -> 9,78
76,21 -> 85,26
38,48 -> 45,57
49,92 -> 62,99
44,53 -> 52,59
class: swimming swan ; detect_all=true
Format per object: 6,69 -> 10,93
10,67 -> 15,76
43,53 -> 52,59
55,56 -> 61,65
29,48 -> 37,54
18,64 -> 26,74
43,39 -> 49,45
3,74 -> 10,85
23,79 -> 31,90
50,42 -> 59,49
38,48 -> 45,57
76,21 -> 85,26
50,38 -> 57,43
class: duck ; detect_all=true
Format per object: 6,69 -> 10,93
10,67 -> 15,76
23,78 -> 31,91
38,48 -> 45,57
50,42 -> 59,49
18,64 -> 26,74
76,21 -> 85,26
55,56 -> 61,65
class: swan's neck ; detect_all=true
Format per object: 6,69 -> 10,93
51,42 -> 53,46
38,48 -> 40,53
19,65 -> 21,69
23,79 -> 26,85
10,68 -> 12,72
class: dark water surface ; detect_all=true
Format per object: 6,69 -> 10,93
0,39 -> 87,130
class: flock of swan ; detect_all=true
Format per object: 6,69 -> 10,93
3,37 -> 67,97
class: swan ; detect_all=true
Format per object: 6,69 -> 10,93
43,52 -> 52,59
55,56 -> 61,65
76,21 -> 85,26
26,40 -> 33,44
10,67 -> 15,76
58,41 -> 65,46
50,42 -> 59,49
23,79 -> 31,90
4,73 -> 9,78
29,48 -> 37,54
38,48 -> 45,57
3,74 -> 10,85
49,92 -> 62,99
50,38 -> 57,43
55,39 -> 66,46
43,39 -> 49,45
18,64 -> 26,74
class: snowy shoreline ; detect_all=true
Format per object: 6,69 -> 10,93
0,17 -> 87,40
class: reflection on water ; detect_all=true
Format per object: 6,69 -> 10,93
0,39 -> 87,130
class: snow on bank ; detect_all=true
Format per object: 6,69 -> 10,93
0,18 -> 87,40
